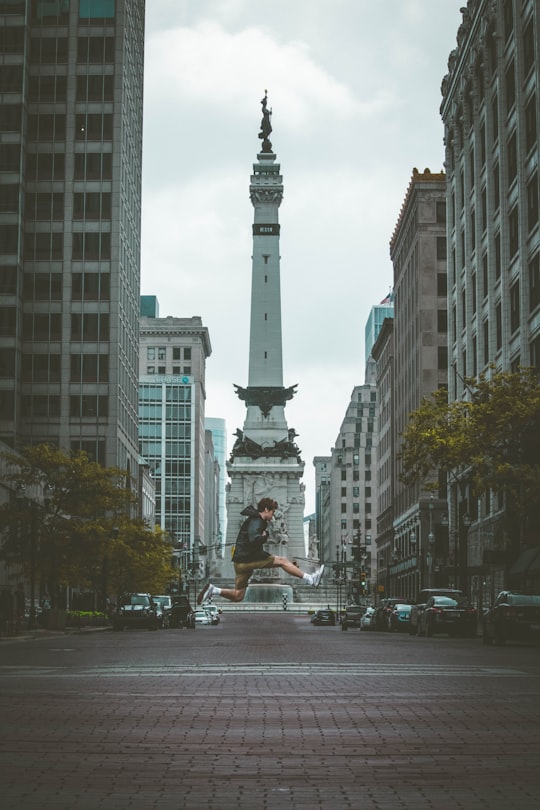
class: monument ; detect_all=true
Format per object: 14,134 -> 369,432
224,93 -> 307,580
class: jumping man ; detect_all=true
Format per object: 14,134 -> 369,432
197,497 -> 324,604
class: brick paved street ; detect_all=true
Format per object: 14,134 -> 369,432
1,612 -> 539,810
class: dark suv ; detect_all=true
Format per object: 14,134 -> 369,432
169,595 -> 196,629
409,588 -> 464,636
112,593 -> 160,631
342,605 -> 367,629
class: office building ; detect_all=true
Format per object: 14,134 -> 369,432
139,312 -> 212,584
0,0 -> 145,484
440,0 -> 540,600
388,169 -> 449,600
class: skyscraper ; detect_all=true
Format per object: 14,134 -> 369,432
440,0 -> 540,596
138,311 -> 211,581
225,95 -> 306,575
0,0 -> 144,482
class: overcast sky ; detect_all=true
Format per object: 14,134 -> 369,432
141,0 -> 464,515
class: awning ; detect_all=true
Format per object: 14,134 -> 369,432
508,546 -> 540,577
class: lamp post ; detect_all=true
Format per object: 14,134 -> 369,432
427,495 -> 435,588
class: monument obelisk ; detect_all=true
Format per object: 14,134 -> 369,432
225,93 -> 306,577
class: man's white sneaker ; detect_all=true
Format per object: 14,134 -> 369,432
197,583 -> 214,605
311,564 -> 325,588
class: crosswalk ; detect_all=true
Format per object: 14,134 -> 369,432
0,662 -> 527,678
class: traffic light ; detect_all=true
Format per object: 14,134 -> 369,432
360,572 -> 367,594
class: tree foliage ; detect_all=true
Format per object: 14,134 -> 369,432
399,368 -> 540,517
0,444 -> 174,595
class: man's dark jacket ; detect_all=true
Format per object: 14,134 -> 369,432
232,505 -> 272,563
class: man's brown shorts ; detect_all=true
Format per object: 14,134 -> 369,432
234,557 -> 276,591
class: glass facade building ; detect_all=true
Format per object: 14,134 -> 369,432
0,0 -> 145,480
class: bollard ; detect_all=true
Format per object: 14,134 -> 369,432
282,593 -> 288,611
341,619 -> 348,631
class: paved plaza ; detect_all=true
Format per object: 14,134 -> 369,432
1,612 -> 539,810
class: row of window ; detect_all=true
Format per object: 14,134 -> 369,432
21,394 -> 109,418
2,110 -> 114,139
0,230 -> 113,260
0,312 -> 109,345
146,347 -> 192,361
146,366 -> 192,376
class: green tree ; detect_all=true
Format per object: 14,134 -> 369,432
0,444 -> 174,599
400,368 -> 540,539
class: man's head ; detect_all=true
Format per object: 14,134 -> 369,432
257,497 -> 278,518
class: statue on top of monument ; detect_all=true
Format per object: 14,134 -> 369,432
258,91 -> 273,153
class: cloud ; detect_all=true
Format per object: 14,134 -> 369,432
144,22 -> 359,130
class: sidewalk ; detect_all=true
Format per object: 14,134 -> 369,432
0,624 -> 110,643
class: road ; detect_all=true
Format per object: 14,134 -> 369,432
1,612 -> 539,810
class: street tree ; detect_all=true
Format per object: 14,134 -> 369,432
0,444 -> 174,601
399,367 -> 540,541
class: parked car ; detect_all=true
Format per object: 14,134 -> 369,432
204,604 -> 221,625
388,603 -> 412,632
360,606 -> 376,630
342,605 -> 367,629
152,595 -> 173,628
409,589 -> 464,636
194,609 -> 213,625
420,595 -> 478,638
310,609 -> 336,626
374,598 -> 408,631
482,591 -> 540,646
112,593 -> 160,631
169,595 -> 196,629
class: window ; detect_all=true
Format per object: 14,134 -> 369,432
184,348 -> 191,360
436,237 -> 447,260
28,74 -> 67,102
71,273 -> 110,301
492,93 -> 498,142
436,201 -> 446,223
70,395 -> 109,418
70,353 -> 109,382
523,19 -> 535,77
147,348 -> 156,360
23,232 -> 63,260
157,347 -> 166,360
76,113 -> 113,141
0,144 -> 20,171
493,161 -> 500,209
22,353 -> 60,382
525,95 -> 537,154
495,302 -> 502,350
23,273 -> 62,301
510,280 -> 520,334
25,192 -> 64,220
507,133 -> 517,185
529,253 -> 540,311
437,273 -> 447,296
29,36 -> 68,64
26,152 -> 65,180
77,36 -> 115,63
437,310 -> 447,333
0,64 -> 23,92
505,59 -> 516,112
508,207 -> 519,258
27,113 -> 66,141
22,313 -> 62,340
71,313 -> 109,342
72,231 -> 111,260
74,152 -> 112,180
527,173 -> 538,233
0,307 -> 16,336
73,192 -> 111,220
503,0 -> 513,43
483,320 -> 489,365
76,74 -> 114,102
438,346 -> 448,370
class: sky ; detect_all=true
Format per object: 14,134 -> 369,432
140,0 -> 465,515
